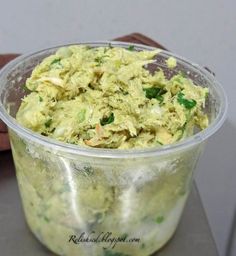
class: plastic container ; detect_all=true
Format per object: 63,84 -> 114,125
0,42 -> 227,256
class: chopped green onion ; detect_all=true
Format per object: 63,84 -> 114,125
45,119 -> 52,128
94,55 -> 109,66
176,122 -> 187,141
127,45 -> 135,51
143,87 -> 167,100
120,233 -> 128,240
78,109 -> 86,122
43,216 -> 50,222
179,71 -> 186,78
177,92 -> 196,109
83,166 -> 93,176
141,243 -> 145,249
156,216 -> 164,224
156,95 -> 164,103
23,84 -> 31,92
100,113 -> 114,126
51,58 -> 61,65
94,56 -> 103,64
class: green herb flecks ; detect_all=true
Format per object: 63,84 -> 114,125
156,216 -> 164,224
43,216 -> 50,223
176,122 -> 187,141
120,233 -> 128,240
94,55 -> 109,66
23,84 -> 31,93
177,92 -> 197,109
94,57 -> 103,65
51,58 -> 61,65
179,189 -> 186,196
39,96 -> 43,102
179,71 -> 186,78
100,113 -> 114,126
180,122 -> 187,132
141,243 -> 145,249
127,45 -> 135,51
78,109 -> 86,122
45,119 -> 52,128
83,166 -> 93,176
104,46 -> 112,53
156,95 -> 164,103
94,212 -> 104,224
143,87 -> 167,101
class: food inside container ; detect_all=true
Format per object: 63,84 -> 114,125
0,42 -> 227,256
16,45 -> 208,149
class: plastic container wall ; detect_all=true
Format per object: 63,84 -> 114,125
0,42 -> 227,256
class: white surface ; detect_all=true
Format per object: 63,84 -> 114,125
0,0 -> 235,255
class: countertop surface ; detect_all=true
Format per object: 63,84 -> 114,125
0,151 -> 218,256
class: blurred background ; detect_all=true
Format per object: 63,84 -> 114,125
0,0 -> 235,255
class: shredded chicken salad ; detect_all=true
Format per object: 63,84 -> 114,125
16,45 -> 209,149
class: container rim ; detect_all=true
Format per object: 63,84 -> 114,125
0,41 -> 228,158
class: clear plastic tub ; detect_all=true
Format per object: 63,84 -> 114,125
0,42 -> 227,256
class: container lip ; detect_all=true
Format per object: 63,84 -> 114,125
0,41 -> 228,158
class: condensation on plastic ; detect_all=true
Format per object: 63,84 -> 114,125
0,42 -> 227,256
